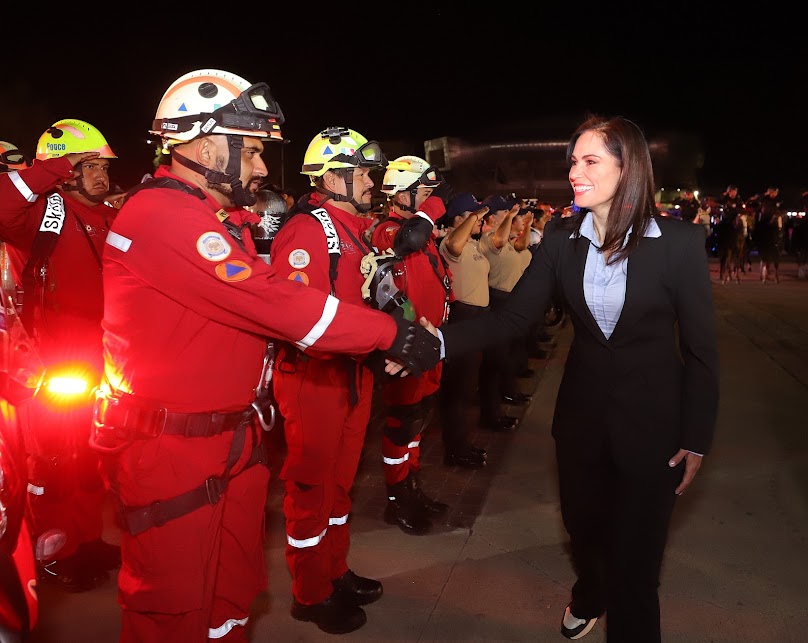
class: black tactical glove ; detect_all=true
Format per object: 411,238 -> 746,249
386,307 -> 442,377
393,215 -> 434,257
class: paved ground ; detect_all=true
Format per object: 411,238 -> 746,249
28,257 -> 808,642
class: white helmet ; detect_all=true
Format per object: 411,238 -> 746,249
150,69 -> 285,146
381,155 -> 442,196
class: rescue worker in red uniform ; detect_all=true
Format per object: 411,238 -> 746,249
269,126 -> 390,635
0,140 -> 39,638
94,69 -> 440,642
372,156 -> 453,535
0,122 -> 123,592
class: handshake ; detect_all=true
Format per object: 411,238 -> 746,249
383,308 -> 442,377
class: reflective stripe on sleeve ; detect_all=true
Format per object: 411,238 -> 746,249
209,617 -> 248,639
27,483 -> 44,496
287,527 -> 327,549
106,230 -> 132,252
329,514 -> 348,526
408,439 -> 420,448
9,171 -> 37,202
295,295 -> 338,350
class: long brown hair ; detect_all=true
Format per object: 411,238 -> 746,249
566,115 -> 658,264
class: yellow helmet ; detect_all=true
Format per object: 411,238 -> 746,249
35,119 -> 117,160
301,126 -> 387,184
150,68 -> 284,146
0,141 -> 29,170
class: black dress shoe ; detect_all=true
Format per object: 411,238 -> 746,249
502,392 -> 532,405
291,594 -> 367,634
518,368 -> 536,378
444,449 -> 486,469
469,444 -> 487,458
481,415 -> 519,432
332,570 -> 383,606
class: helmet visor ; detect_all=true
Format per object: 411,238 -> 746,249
330,140 -> 388,169
219,81 -> 285,129
1,149 -> 26,166
417,165 -> 442,188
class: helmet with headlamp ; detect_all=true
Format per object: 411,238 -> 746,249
150,69 -> 285,207
381,155 -> 442,196
301,126 -> 388,213
150,69 -> 284,146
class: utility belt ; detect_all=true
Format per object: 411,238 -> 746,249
90,388 -> 270,536
92,388 -> 252,442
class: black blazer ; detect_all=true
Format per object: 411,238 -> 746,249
444,213 -> 720,468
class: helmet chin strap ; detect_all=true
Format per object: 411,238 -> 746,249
396,187 -> 419,215
61,170 -> 107,204
172,136 -> 256,207
316,168 -> 372,213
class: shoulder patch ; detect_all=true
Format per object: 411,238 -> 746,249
288,249 -> 311,269
197,232 -> 232,261
215,260 -> 251,282
287,271 -> 310,286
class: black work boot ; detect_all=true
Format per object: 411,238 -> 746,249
291,593 -> 367,634
384,480 -> 432,535
332,569 -> 383,606
407,473 -> 449,515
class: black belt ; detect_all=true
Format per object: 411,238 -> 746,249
94,390 -> 249,440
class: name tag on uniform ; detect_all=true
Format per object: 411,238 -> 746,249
39,193 -> 66,235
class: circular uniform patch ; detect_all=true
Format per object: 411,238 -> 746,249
287,271 -> 310,286
288,249 -> 310,269
197,232 -> 232,261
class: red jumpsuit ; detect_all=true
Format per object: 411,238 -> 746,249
0,157 -> 114,563
269,194 -> 377,606
371,209 -> 450,486
100,167 -> 398,642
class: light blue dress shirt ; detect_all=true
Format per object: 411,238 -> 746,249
576,212 -> 661,339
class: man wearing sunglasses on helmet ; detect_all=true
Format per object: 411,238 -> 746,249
95,70 -> 440,642
269,126 -> 393,635
371,156 -> 453,537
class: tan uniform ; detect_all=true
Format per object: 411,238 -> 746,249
483,233 -> 530,292
439,233 -> 492,307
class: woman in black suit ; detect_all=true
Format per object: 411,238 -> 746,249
437,115 -> 720,642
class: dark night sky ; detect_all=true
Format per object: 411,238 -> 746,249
3,10 -> 806,205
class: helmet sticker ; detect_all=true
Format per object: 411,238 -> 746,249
215,260 -> 252,282
287,271 -> 310,286
288,249 -> 310,269
197,232 -> 232,261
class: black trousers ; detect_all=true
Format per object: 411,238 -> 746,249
555,435 -> 682,643
438,301 -> 488,452
479,288 -> 520,419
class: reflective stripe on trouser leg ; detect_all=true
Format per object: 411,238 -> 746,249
382,435 -> 410,486
209,616 -> 249,639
